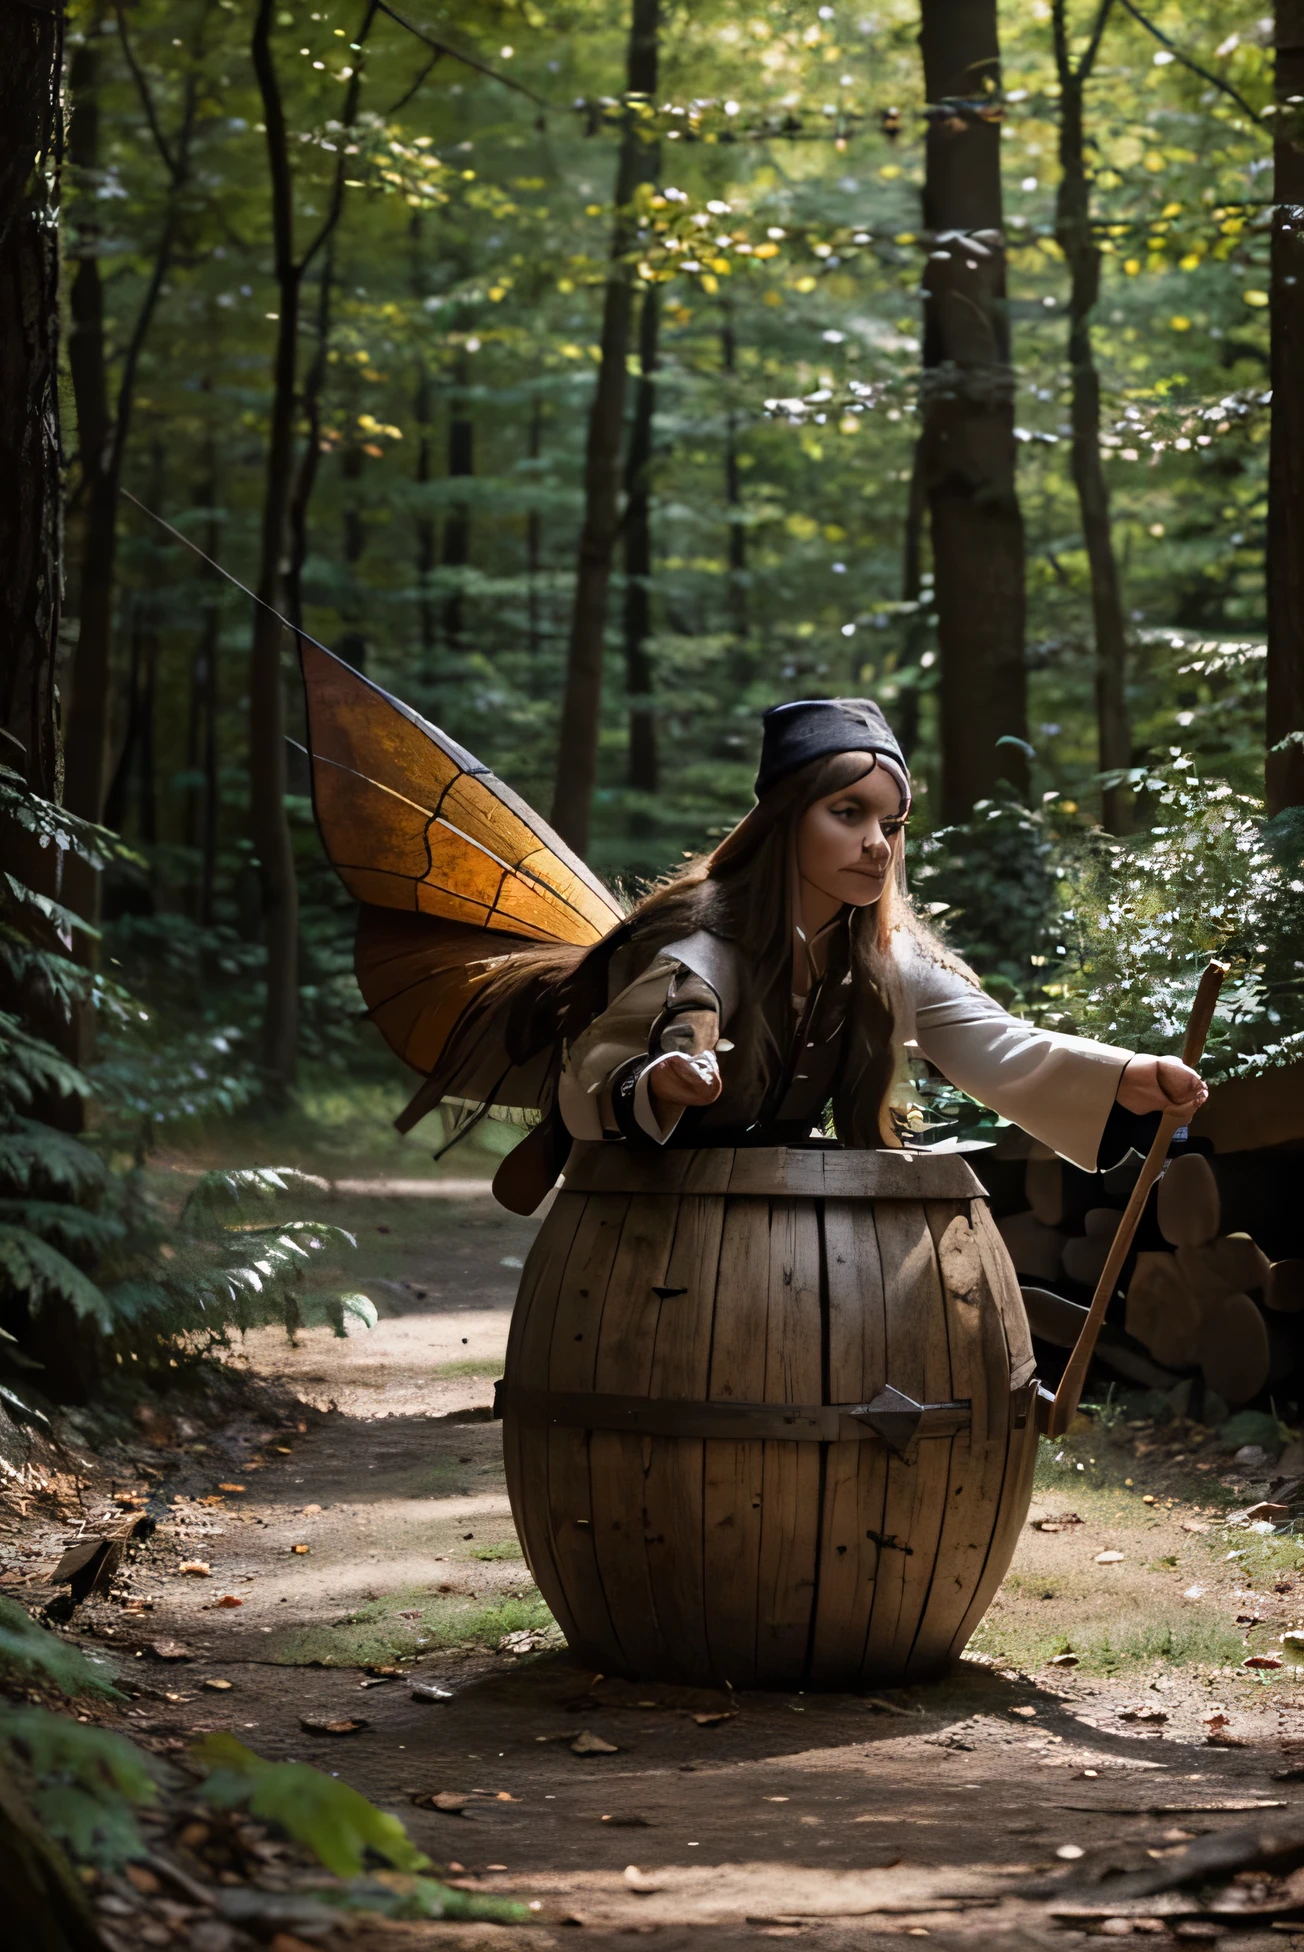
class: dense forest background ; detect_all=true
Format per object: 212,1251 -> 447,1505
2,0 -> 1304,1367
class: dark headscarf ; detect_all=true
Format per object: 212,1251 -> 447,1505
754,698 -> 911,807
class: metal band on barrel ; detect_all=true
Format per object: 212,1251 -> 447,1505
494,1381 -> 972,1459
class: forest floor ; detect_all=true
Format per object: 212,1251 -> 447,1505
10,1152 -> 1304,1950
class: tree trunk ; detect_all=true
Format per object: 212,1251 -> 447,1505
722,306 -> 750,665
0,0 -> 64,802
249,0 -> 303,1092
526,395 -> 544,671
442,353 -> 473,651
414,359 -> 437,677
917,0 -> 1028,821
550,0 -> 660,854
624,282 -> 659,793
1053,0 -> 1130,833
894,433 -> 927,763
338,441 -> 367,670
62,25 -> 117,872
186,427 -> 223,925
1267,0 -> 1304,815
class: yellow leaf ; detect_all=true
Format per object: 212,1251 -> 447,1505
1169,315 -> 1191,331
701,272 -> 719,294
878,163 -> 901,181
1123,258 -> 1141,275
709,257 -> 731,274
1179,253 -> 1200,271
838,414 -> 860,435
1243,289 -> 1269,308
794,274 -> 817,293
753,241 -> 780,259
1143,151 -> 1165,173
894,232 -> 916,244
824,524 -> 847,541
1160,200 -> 1182,218
763,289 -> 783,306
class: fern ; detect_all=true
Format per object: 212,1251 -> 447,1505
179,1166 -> 331,1229
0,1200 -> 124,1259
0,1227 -> 110,1327
0,1014 -> 92,1112
298,1291 -> 378,1337
0,1120 -> 109,1201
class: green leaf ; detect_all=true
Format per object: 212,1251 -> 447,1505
0,1705 -> 158,1868
194,1733 -> 430,1878
0,1120 -> 109,1200
0,1599 -> 122,1698
0,1200 -> 124,1257
297,1290 -> 377,1337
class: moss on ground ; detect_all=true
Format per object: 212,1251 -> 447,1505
272,1585 -> 556,1668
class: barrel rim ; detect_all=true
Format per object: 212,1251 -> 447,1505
561,1140 -> 987,1201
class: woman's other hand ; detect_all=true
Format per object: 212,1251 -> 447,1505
1116,1053 -> 1208,1120
648,1050 -> 724,1115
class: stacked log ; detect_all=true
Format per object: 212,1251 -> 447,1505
994,1143 -> 1287,1408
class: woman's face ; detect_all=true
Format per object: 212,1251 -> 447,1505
795,759 -> 906,910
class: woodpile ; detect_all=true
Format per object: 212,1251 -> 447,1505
994,1140 -> 1291,1410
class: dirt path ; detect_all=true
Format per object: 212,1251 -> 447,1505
49,1182 -> 1304,1946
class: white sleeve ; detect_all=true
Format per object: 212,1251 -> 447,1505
894,930 -> 1130,1173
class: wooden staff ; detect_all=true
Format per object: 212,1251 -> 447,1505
1045,958 -> 1228,1439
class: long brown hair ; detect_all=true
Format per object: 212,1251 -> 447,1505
449,751 -> 974,1145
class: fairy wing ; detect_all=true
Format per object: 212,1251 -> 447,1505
299,638 -> 622,946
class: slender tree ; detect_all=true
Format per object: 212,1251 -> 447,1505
63,2 -> 211,924
247,0 -> 376,1092
0,0 -> 65,805
624,282 -> 660,793
721,303 -> 750,659
550,0 -> 660,854
1052,0 -> 1132,833
917,0 -> 1029,820
441,349 -> 474,650
1267,0 -> 1304,815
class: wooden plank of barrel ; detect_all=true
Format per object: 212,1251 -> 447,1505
500,1144 -> 1038,1690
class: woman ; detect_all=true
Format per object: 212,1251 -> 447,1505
551,697 -> 1204,1173
298,653 -> 1204,1204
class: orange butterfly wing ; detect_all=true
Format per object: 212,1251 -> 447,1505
299,638 -> 621,946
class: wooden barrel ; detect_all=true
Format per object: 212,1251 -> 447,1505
499,1144 -> 1039,1690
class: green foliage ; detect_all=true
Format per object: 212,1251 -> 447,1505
0,1599 -> 121,1700
1052,757 -> 1304,1077
194,1732 -> 428,1879
913,792 -> 1060,997
0,1709 -> 160,1869
0,1226 -> 112,1330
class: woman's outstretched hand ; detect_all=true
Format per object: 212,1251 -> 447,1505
647,1050 -> 724,1116
1116,1053 -> 1208,1120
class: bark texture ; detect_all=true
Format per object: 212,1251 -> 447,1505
1053,0 -> 1131,833
551,0 -> 660,854
918,0 -> 1028,821
624,282 -> 660,793
1267,0 -> 1304,815
0,0 -> 65,801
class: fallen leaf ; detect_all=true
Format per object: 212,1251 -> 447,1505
1095,1550 -> 1124,1564
202,1678 -> 233,1692
571,1730 -> 619,1755
179,1561 -> 212,1577
216,1594 -> 243,1608
274,1446 -> 293,1455
623,1865 -> 664,1893
1034,1512 -> 1083,1532
148,1640 -> 191,1661
397,1609 -> 422,1620
1203,1713 -> 1230,1729
414,1790 -> 467,1813
1244,1654 -> 1283,1669
299,1716 -> 368,1735
124,1864 -> 162,1895
218,1484 -> 246,1494
692,1711 -> 734,1726
602,1812 -> 651,1826
1246,1502 -> 1291,1522
289,1544 -> 310,1556
411,1682 -> 454,1703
